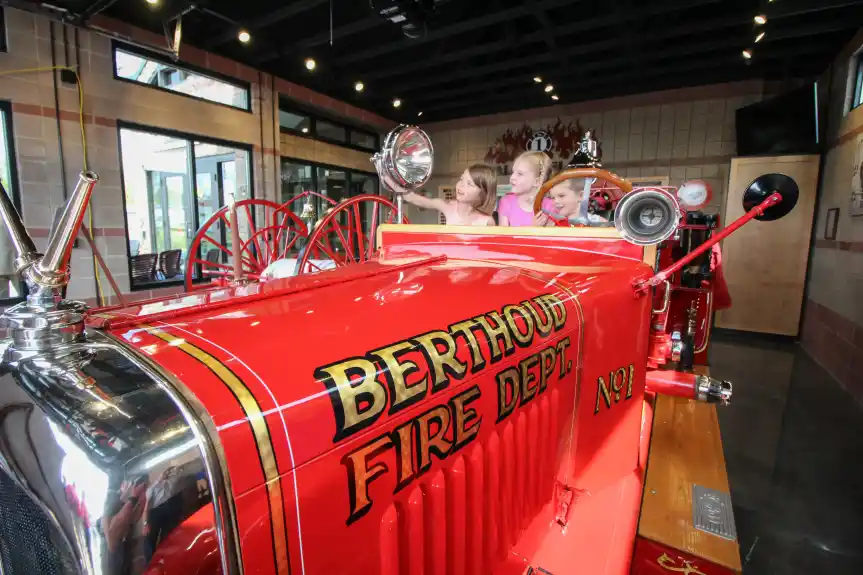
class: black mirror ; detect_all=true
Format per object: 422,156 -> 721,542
742,173 -> 799,221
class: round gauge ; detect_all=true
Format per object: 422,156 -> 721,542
639,205 -> 663,227
677,179 -> 712,210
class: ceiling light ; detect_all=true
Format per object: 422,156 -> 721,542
754,14 -> 767,25
534,76 -> 542,83
393,98 -> 402,108
145,0 -> 159,4
354,81 -> 364,92
302,127 -> 309,133
417,111 -> 423,117
305,58 -> 316,71
551,94 -> 559,101
755,31 -> 765,43
742,49 -> 752,59
544,84 -> 554,93
238,29 -> 250,44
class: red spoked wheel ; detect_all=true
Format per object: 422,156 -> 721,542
185,198 -> 309,291
295,194 -> 408,274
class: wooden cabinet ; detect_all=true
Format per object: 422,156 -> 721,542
715,155 -> 819,336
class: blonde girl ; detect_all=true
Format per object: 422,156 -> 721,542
497,151 -> 554,226
386,163 -> 497,226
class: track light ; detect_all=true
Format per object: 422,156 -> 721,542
417,111 -> 423,117
393,99 -> 402,108
754,14 -> 767,25
305,58 -> 316,71
534,76 -> 542,83
551,94 -> 559,101
544,84 -> 554,93
354,81 -> 364,92
238,29 -> 250,44
742,49 -> 752,59
755,31 -> 765,43
145,0 -> 159,5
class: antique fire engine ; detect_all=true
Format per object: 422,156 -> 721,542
0,126 -> 795,575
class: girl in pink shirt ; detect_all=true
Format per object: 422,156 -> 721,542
498,151 -> 554,226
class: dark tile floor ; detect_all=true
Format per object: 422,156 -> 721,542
709,332 -> 863,575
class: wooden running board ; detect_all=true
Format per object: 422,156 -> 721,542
637,366 -> 742,573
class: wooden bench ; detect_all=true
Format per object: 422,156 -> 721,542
638,366 -> 742,573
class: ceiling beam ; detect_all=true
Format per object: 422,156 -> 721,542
352,0 -> 724,81
204,0 -> 329,49
395,16 -> 855,96
252,16 -> 384,64
338,0 -> 584,66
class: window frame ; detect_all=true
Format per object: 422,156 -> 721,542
111,40 -> 253,113
0,7 -> 7,53
280,155 -> 379,203
853,54 -> 863,111
117,120 -> 255,292
278,99 -> 381,154
0,100 -> 25,306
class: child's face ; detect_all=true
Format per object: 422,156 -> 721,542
549,182 -> 582,218
455,169 -> 483,205
509,158 -> 540,195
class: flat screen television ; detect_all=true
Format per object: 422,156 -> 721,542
735,83 -> 820,156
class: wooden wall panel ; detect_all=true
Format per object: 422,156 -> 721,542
715,155 -> 819,336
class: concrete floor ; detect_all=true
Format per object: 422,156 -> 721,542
709,332 -> 863,574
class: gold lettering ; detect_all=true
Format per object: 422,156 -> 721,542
627,364 -> 635,399
474,311 -> 515,362
496,367 -> 520,422
392,421 -> 415,490
503,304 -> 536,347
449,319 -> 486,372
611,367 -> 627,401
370,341 -> 427,415
538,294 -> 567,330
595,375 -> 613,414
555,337 -> 572,377
412,331 -> 467,393
316,358 -> 388,441
519,353 -> 540,406
539,347 -> 557,393
343,434 -> 394,524
416,406 -> 453,473
450,385 -> 482,450
525,297 -> 554,337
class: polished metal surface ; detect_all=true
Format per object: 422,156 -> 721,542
372,124 -> 434,195
0,331 -> 240,575
614,188 -> 681,246
692,484 -> 737,541
696,375 -> 733,406
0,180 -> 40,276
36,172 -> 99,289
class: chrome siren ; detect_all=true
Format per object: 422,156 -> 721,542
372,124 -> 434,222
614,188 -> 682,246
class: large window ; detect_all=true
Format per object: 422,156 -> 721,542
0,101 -> 22,303
853,54 -> 863,111
120,124 -> 252,290
281,158 -> 379,252
113,42 -> 251,111
278,99 -> 380,152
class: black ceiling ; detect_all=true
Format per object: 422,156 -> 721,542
33,0 -> 863,123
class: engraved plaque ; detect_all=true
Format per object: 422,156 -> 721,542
692,484 -> 737,541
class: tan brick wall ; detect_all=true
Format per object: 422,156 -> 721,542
411,81 -> 764,225
0,6 -> 389,304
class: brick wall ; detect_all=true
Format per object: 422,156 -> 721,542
409,81 -> 764,224
0,7 -> 392,307
801,28 -> 863,404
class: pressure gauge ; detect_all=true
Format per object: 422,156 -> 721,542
677,179 -> 712,211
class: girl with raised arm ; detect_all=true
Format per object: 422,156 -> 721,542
385,164 -> 497,226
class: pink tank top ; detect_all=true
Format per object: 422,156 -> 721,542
497,194 -> 554,226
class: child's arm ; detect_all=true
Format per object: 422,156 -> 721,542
402,191 -> 448,212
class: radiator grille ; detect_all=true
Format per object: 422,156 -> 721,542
0,471 -> 78,575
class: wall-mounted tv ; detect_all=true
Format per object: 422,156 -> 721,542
735,83 -> 820,157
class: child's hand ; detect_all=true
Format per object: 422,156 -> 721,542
533,212 -> 550,227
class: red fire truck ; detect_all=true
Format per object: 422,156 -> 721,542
0,126 -> 795,575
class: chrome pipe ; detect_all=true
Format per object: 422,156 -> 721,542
35,171 -> 99,287
0,179 -> 40,271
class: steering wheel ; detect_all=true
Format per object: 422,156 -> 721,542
533,167 -> 633,223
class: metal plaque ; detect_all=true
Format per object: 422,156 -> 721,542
692,484 -> 737,541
